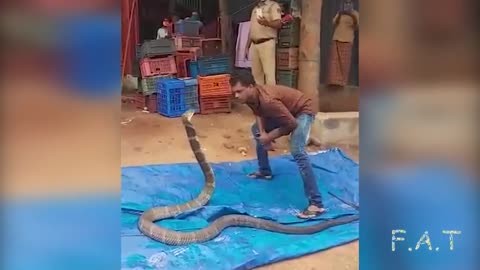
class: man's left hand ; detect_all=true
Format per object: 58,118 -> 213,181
257,16 -> 270,27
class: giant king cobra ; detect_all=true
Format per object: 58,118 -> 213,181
138,110 -> 359,245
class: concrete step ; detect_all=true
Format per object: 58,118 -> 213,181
309,112 -> 359,147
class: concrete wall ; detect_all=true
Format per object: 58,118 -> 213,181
310,111 -> 359,147
318,84 -> 359,112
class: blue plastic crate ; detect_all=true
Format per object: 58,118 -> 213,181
197,55 -> 232,76
174,20 -> 201,36
157,79 -> 186,117
187,60 -> 198,78
179,78 -> 200,113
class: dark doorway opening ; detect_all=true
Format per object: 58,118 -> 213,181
137,0 -> 220,43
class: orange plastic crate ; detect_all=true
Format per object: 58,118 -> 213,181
199,95 -> 232,114
175,48 -> 201,77
140,56 -> 177,77
276,48 -> 299,70
197,74 -> 231,97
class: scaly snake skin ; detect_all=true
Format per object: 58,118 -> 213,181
138,110 -> 359,245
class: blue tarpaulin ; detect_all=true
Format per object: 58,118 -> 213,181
121,148 -> 359,269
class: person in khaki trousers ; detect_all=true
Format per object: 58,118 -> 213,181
244,0 -> 283,85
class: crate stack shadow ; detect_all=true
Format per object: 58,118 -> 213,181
134,19 -> 233,118
276,17 -> 300,88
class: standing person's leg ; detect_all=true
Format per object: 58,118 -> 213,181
250,43 -> 266,85
248,122 -> 273,179
327,40 -> 353,87
258,39 -> 277,85
289,114 -> 325,218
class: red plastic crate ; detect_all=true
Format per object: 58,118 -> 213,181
276,48 -> 299,70
133,92 -> 145,109
175,48 -> 201,77
140,56 -> 177,77
200,38 -> 222,56
146,94 -> 157,112
199,95 -> 232,114
174,35 -> 202,49
132,92 -> 157,112
197,74 -> 231,97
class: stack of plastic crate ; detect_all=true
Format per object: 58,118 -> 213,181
137,38 -> 177,112
175,47 -> 201,78
173,19 -> 201,74
194,54 -> 232,114
183,39 -> 223,78
276,17 -> 300,88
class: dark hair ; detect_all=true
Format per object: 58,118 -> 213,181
229,69 -> 256,87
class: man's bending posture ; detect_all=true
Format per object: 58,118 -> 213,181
229,70 -> 325,219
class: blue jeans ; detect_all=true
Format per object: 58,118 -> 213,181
251,114 -> 324,207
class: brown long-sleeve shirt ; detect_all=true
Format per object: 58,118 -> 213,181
247,85 -> 315,135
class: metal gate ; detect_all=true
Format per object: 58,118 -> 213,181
176,0 -> 202,12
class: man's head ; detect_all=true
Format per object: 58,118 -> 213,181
191,11 -> 199,20
229,70 -> 257,104
342,0 -> 353,11
162,18 -> 169,27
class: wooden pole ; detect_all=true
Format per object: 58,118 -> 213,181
298,0 -> 322,112
121,0 -> 138,78
219,0 -> 231,54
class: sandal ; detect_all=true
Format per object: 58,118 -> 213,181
247,171 -> 273,180
297,205 -> 326,219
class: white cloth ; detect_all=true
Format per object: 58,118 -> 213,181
156,28 -> 167,39
235,21 -> 252,68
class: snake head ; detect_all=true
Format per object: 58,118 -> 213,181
182,109 -> 195,123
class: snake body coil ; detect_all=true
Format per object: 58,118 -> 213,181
138,110 -> 359,245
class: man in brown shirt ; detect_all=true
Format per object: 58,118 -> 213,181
230,70 -> 325,219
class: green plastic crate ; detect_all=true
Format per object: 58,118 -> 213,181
140,74 -> 174,95
278,18 -> 300,48
276,69 -> 298,88
140,38 -> 176,59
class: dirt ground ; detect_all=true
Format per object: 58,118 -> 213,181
121,97 -> 359,270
